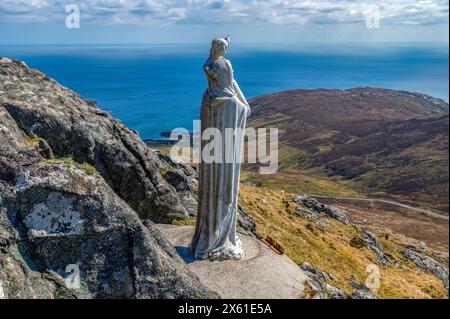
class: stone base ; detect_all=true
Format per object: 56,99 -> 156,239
156,224 -> 307,299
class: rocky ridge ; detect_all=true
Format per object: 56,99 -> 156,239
291,195 -> 448,296
240,180 -> 450,297
1,58 -> 447,299
0,58 -> 222,298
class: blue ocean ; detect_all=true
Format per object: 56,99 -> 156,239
1,44 -> 448,139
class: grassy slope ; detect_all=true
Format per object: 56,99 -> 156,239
238,183 -> 448,299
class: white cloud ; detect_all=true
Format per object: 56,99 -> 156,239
0,0 -> 448,26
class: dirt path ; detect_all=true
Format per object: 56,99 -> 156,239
310,195 -> 449,221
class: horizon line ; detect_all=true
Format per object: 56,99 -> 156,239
0,41 -> 449,47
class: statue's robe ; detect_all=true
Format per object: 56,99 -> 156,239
191,56 -> 250,260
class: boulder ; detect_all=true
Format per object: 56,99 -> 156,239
0,58 -> 186,223
402,249 -> 449,291
293,195 -> 349,225
300,262 -> 348,299
350,280 -> 377,299
0,148 -> 217,299
0,106 -> 27,150
296,207 -> 328,228
361,228 -> 388,265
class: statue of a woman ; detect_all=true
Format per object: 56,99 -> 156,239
191,36 -> 250,260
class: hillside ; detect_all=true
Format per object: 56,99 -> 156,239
247,87 -> 449,213
1,58 -> 448,299
173,180 -> 449,298
239,183 -> 448,298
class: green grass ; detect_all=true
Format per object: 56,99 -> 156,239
159,166 -> 176,178
40,157 -> 99,175
78,162 -> 99,175
26,135 -> 43,146
317,145 -> 333,153
278,149 -> 310,169
252,170 -> 363,198
171,217 -> 196,226
239,183 -> 448,299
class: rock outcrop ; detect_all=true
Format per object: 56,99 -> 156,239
0,58 -> 222,298
402,249 -> 449,290
349,280 -> 377,299
349,227 -> 389,265
1,58 -> 187,223
300,263 -> 377,299
300,262 -> 347,299
293,195 -> 349,225
0,147 -> 217,298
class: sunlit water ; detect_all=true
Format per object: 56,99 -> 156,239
1,44 -> 448,139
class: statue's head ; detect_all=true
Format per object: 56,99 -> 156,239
210,35 -> 230,58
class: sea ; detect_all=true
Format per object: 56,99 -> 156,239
1,43 -> 448,139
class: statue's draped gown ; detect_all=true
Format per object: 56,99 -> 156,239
191,55 -> 250,260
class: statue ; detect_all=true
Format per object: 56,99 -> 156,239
191,35 -> 251,260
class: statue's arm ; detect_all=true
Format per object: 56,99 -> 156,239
233,79 -> 251,111
227,59 -> 249,108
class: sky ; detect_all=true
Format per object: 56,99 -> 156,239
0,0 -> 448,45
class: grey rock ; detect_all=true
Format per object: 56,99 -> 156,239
35,138 -> 54,159
0,58 -> 186,223
301,262 -> 336,282
300,262 -> 347,299
328,287 -> 349,299
0,106 -> 28,151
296,207 -> 328,227
402,249 -> 449,290
350,280 -> 377,299
157,153 -> 199,217
293,195 -> 349,225
299,244 -> 380,299
402,242 -> 428,254
361,228 -> 389,265
0,148 -> 217,299
237,205 -> 263,240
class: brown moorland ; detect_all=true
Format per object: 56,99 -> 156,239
247,87 -> 449,214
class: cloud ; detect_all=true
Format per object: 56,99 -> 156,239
0,0 -> 448,26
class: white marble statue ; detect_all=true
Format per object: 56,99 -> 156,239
191,35 -> 251,260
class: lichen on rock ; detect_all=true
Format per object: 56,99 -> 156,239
23,193 -> 84,239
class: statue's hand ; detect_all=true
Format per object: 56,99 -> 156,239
245,104 -> 251,116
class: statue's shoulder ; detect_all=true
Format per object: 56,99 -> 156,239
218,57 -> 232,67
204,57 -> 225,73
223,58 -> 234,73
